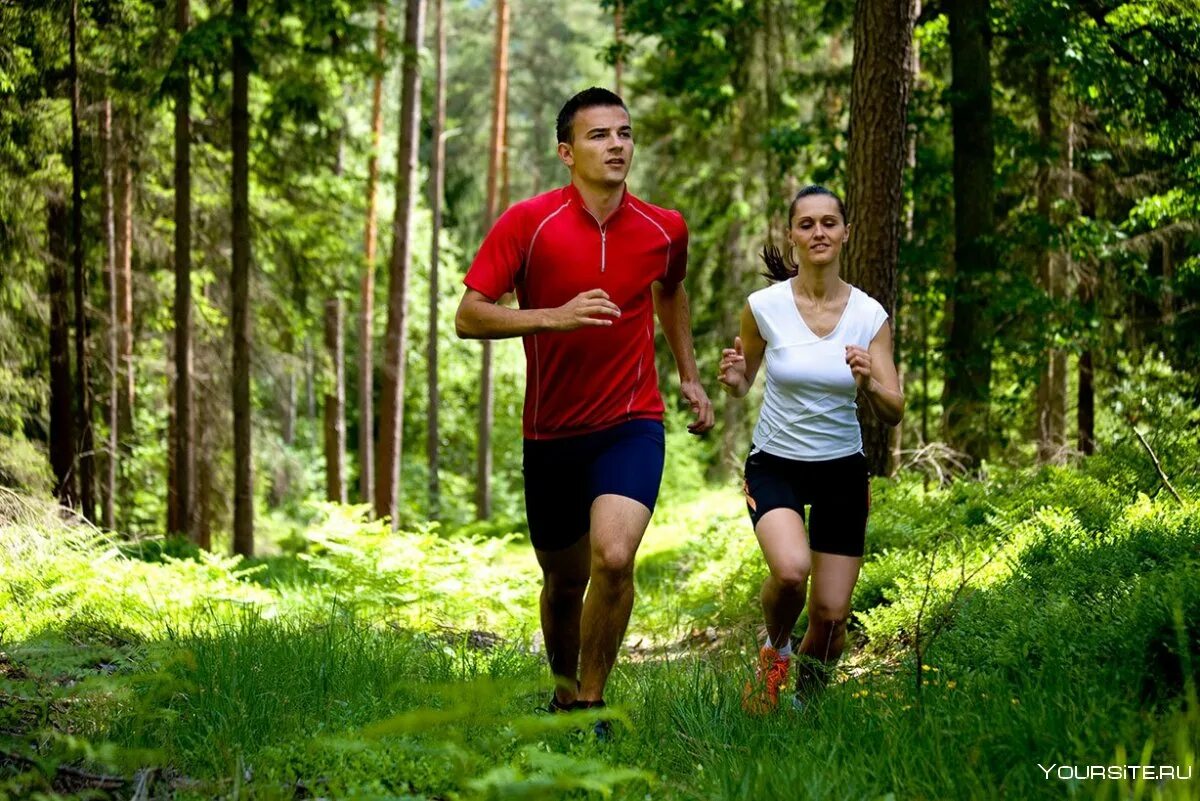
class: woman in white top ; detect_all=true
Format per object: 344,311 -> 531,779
718,185 -> 903,713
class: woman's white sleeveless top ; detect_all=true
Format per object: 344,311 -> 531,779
748,280 -> 889,461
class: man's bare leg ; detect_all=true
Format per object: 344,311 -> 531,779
534,534 -> 592,705
577,494 -> 653,703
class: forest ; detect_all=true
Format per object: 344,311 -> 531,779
1,0 -> 1198,798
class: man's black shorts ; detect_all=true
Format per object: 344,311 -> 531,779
522,419 -> 665,552
742,448 -> 870,557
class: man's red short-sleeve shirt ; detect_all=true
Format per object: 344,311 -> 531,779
465,183 -> 688,440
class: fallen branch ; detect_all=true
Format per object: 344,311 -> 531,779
131,767 -> 157,801
0,749 -> 127,790
1132,428 -> 1183,503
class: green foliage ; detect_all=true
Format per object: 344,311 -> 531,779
3,437 -> 1200,798
0,434 -> 53,496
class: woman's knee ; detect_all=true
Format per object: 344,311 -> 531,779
808,599 -> 851,629
770,560 -> 811,593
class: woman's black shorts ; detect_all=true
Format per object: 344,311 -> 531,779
522,419 -> 665,552
742,448 -> 871,557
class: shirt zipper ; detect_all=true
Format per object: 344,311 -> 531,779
583,202 -> 620,274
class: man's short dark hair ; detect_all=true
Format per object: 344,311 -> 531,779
556,88 -> 628,144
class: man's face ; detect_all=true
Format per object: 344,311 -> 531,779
558,105 -> 634,189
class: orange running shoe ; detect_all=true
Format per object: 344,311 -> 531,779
742,645 -> 791,714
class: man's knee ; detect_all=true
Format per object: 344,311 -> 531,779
544,571 -> 588,604
590,541 -> 636,582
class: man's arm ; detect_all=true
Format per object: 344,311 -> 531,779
652,279 -> 714,434
455,288 -> 621,340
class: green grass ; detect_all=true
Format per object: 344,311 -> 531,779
1,448 -> 1197,800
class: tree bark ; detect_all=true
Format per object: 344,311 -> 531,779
845,0 -> 917,477
173,0 -> 194,537
360,3 -> 386,508
117,146 -> 134,436
47,196 -> 76,507
231,0 -> 254,556
942,0 -> 996,469
70,0 -> 94,522
891,0 -> 921,474
324,296 -> 346,503
102,98 -> 118,530
476,0 -> 510,521
614,1 -> 624,95
1034,61 -> 1067,464
1077,346 -> 1094,455
375,0 -> 426,526
427,0 -> 446,519
322,125 -> 348,505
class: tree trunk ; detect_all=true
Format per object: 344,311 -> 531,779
360,2 -> 386,508
1034,61 -> 1067,464
476,0 -> 510,521
762,0 -> 782,245
282,339 -> 296,446
173,0 -> 194,537
231,0 -> 254,556
718,190 -> 746,477
102,98 -> 118,530
427,0 -> 446,519
1077,346 -> 1094,455
118,147 -> 134,435
166,330 -> 178,533
70,0 -> 94,522
717,98 -> 747,479
614,1 -> 624,95
48,197 -> 76,507
324,296 -> 346,502
1161,239 -> 1174,328
322,125 -> 348,505
845,0 -> 917,477
891,0 -> 921,475
305,337 -> 316,420
375,0 -> 426,526
942,0 -> 996,469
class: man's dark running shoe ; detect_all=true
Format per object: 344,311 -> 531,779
592,718 -> 613,741
576,700 -> 611,741
545,693 -> 576,713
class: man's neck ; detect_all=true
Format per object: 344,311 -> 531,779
572,178 -> 626,224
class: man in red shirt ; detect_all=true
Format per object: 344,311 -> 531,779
456,88 -> 712,733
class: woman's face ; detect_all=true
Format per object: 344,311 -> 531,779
788,195 -> 847,268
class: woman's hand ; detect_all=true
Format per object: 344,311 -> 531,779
845,344 -> 873,391
719,336 -> 748,394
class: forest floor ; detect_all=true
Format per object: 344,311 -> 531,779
1,447 -> 1198,800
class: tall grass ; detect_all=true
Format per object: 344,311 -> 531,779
1,441 -> 1196,799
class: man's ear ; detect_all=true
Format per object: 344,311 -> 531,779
557,141 -> 573,168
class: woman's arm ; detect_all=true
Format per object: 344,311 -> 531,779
718,303 -> 767,399
846,322 -> 904,426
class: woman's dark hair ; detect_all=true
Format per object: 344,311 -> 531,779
556,87 -> 628,144
759,185 -> 848,282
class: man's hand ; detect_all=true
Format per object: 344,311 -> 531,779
680,379 -> 714,435
845,345 -> 873,391
549,289 -> 621,331
718,336 -> 748,395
